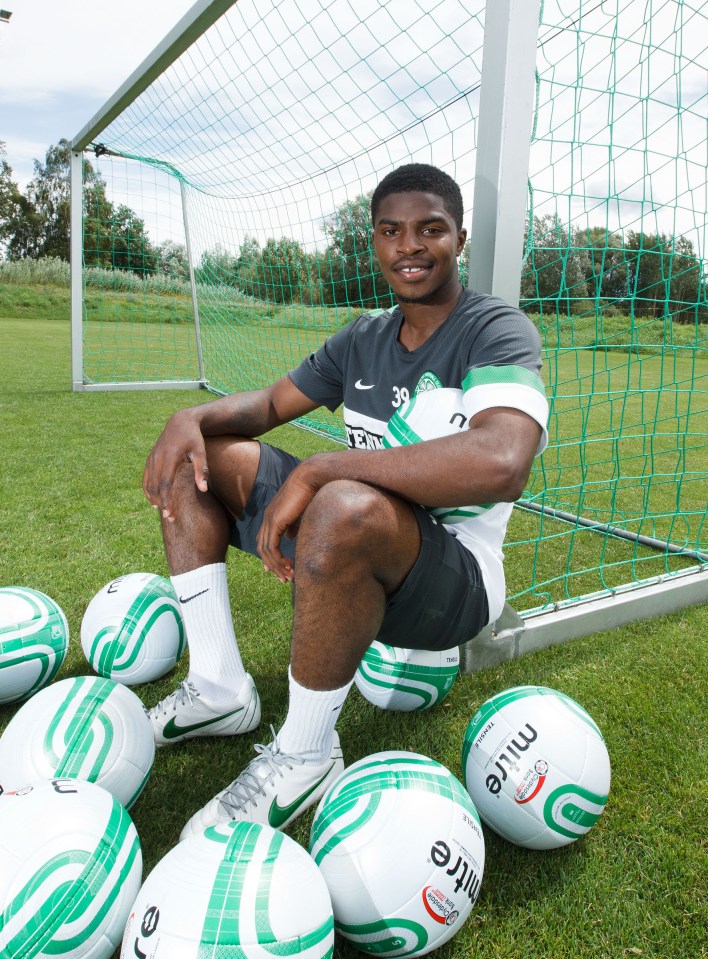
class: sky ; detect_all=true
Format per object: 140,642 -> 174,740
0,0 -> 704,258
0,0 -> 196,189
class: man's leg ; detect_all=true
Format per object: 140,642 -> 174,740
147,437 -> 263,745
290,479 -> 421,685
181,479 -> 422,836
275,478 -> 420,755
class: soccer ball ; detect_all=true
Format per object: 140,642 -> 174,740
0,675 -> 155,810
121,820 -> 333,958
355,641 -> 460,711
81,572 -> 186,684
462,685 -> 611,850
310,751 -> 485,957
0,777 -> 142,959
0,586 -> 69,704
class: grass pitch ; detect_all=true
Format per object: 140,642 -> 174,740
0,311 -> 705,959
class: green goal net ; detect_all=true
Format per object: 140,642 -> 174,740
72,0 -> 707,625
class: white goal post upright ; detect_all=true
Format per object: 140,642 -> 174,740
468,0 -> 540,308
70,148 -> 84,392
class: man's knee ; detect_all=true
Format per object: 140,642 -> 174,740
304,480 -> 386,541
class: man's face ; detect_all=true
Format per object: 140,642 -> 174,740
372,190 -> 467,305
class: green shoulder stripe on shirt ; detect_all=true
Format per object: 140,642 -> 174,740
463,365 -> 546,395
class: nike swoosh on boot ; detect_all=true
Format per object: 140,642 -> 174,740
162,705 -> 246,739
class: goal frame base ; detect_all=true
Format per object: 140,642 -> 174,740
460,565 -> 708,673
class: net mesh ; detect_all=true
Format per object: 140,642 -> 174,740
78,0 -> 707,615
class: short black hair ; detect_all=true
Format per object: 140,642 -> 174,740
370,163 -> 464,230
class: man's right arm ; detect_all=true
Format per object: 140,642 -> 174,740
142,376 -> 320,520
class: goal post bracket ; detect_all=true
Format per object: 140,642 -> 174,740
459,565 -> 708,673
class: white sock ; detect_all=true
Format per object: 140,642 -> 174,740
171,563 -> 248,707
276,667 -> 352,763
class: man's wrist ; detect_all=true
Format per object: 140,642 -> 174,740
300,450 -> 349,488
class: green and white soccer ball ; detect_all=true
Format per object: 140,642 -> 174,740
310,751 -> 485,957
122,820 -> 334,958
355,641 -> 460,711
0,675 -> 155,810
462,685 -> 611,850
0,586 -> 69,705
0,778 -> 142,959
81,572 -> 186,684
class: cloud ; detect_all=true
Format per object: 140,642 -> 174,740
0,0 -> 194,184
0,1 -> 195,104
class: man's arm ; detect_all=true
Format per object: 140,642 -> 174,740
257,406 -> 542,581
143,376 -> 320,521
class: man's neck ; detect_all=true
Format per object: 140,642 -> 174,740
397,283 -> 464,351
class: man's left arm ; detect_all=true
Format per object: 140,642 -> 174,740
257,406 -> 541,581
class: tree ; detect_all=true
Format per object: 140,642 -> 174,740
458,239 -> 471,288
83,180 -> 118,267
624,231 -> 706,322
4,139 -> 159,274
259,237 -> 309,304
0,141 -> 22,253
106,205 -> 158,274
157,239 -> 190,279
321,192 -> 393,308
520,214 -> 590,311
669,235 -> 707,323
196,243 -> 240,286
574,226 -> 629,305
234,237 -> 264,297
234,236 -> 311,304
6,139 -> 101,260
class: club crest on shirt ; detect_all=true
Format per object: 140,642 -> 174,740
415,371 -> 443,394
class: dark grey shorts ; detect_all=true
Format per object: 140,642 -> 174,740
230,443 -> 489,651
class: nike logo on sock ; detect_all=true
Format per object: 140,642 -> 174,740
179,588 -> 209,603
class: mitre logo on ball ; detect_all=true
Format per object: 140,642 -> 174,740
463,686 -> 611,850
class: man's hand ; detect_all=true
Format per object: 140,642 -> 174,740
256,458 -> 326,583
143,409 -> 208,522
142,380 -> 321,526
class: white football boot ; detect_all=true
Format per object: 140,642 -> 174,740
147,676 -> 261,746
180,729 -> 344,839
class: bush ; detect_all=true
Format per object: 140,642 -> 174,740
0,256 -> 69,286
0,256 -> 191,295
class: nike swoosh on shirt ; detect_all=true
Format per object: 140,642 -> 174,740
355,380 -> 375,390
161,706 -> 246,739
267,763 -> 337,828
179,588 -> 209,603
